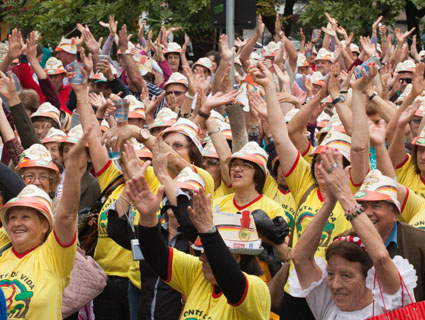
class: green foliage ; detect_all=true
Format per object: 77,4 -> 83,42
298,0 -> 406,38
256,0 -> 276,17
1,0 -> 211,47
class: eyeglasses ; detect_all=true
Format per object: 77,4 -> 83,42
230,161 -> 254,170
33,124 -> 52,131
22,173 -> 51,183
166,91 -> 185,96
399,78 -> 412,84
205,159 -> 219,166
170,142 -> 189,150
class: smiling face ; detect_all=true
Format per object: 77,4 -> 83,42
359,200 -> 397,243
7,207 -> 49,254
326,255 -> 372,311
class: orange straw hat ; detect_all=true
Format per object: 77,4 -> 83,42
16,144 -> 59,173
174,167 -> 205,191
44,57 -> 66,75
202,141 -> 219,159
297,53 -> 309,68
0,185 -> 54,233
55,37 -> 77,54
125,95 -> 146,119
42,128 -> 67,144
148,108 -> 177,130
354,170 -> 400,212
130,138 -> 153,159
162,118 -> 203,154
31,102 -> 61,128
226,141 -> 268,175
311,129 -> 351,161
61,124 -> 88,146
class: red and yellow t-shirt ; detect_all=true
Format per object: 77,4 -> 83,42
0,230 -> 76,320
166,248 -> 271,320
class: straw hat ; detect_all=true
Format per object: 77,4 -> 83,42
148,108 -> 177,130
311,71 -> 325,86
174,167 -> 205,191
55,38 -> 77,55
162,118 -> 203,154
227,141 -> 268,175
42,128 -> 67,144
164,42 -> 182,55
164,72 -> 188,89
311,129 -> 351,161
202,141 -> 219,159
297,54 -> 309,68
16,144 -> 59,173
354,169 -> 400,211
315,48 -> 333,62
263,41 -> 280,58
395,60 -> 415,73
285,109 -> 299,123
125,95 -> 145,119
44,57 -> 66,75
0,185 -> 54,233
192,57 -> 213,73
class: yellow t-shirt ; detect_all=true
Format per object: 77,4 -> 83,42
274,187 -> 297,238
213,193 -> 286,220
166,247 -> 270,320
0,227 -> 10,250
214,179 -> 234,199
283,152 -> 352,292
399,187 -> 425,230
395,155 -> 425,199
0,230 -> 76,320
94,160 -> 133,277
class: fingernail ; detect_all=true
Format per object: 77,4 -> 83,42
334,148 -> 338,152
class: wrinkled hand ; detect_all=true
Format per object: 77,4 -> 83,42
127,176 -> 164,226
96,59 -> 114,81
187,189 -> 213,233
103,124 -> 140,153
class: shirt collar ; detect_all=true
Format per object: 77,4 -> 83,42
385,222 -> 398,248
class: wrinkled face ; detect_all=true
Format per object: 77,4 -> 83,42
417,146 -> 425,173
62,143 -> 89,171
48,73 -> 66,91
230,159 -> 256,189
21,167 -> 53,194
326,255 -> 370,311
32,118 -> 52,140
203,157 -> 221,184
7,207 -> 49,253
165,83 -> 187,108
315,60 -> 332,76
360,200 -> 397,242
166,53 -> 180,72
44,142 -> 62,165
398,71 -> 413,93
163,132 -> 191,163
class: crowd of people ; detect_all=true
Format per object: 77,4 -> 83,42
0,9 -> 424,320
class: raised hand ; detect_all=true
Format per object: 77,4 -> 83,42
80,48 -> 93,75
360,36 -> 376,58
82,26 -> 103,54
0,71 -> 17,99
122,142 -> 151,180
257,15 -> 265,36
152,136 -> 171,182
411,63 -> 425,97
219,34 -> 235,61
118,25 -> 129,52
7,29 -> 24,60
248,91 -> 267,118
205,90 -> 239,110
99,15 -> 118,36
324,12 -> 338,31
127,176 -> 164,227
248,61 -> 274,88
372,16 -> 383,32
398,101 -> 420,127
26,31 -> 38,61
138,20 -> 146,41
187,189 -> 213,233
368,119 -> 387,147
395,27 -> 415,44
351,63 -> 378,92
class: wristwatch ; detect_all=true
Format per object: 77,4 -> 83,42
122,49 -> 131,55
140,129 -> 150,142
332,95 -> 346,105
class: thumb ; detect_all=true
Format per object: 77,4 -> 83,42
98,37 -> 104,46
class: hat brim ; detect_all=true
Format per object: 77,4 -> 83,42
16,159 -> 59,172
128,112 -> 145,119
0,198 -> 53,233
226,154 -> 267,175
162,127 -> 203,155
412,137 -> 425,146
31,113 -> 60,128
148,120 -> 176,130
203,152 -> 219,159
354,191 -> 400,211
136,150 -> 152,159
42,137 -> 65,144
310,145 -> 350,161
175,181 -> 202,192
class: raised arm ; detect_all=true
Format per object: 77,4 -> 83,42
54,127 -> 88,244
211,34 -> 234,95
249,61 -> 298,174
239,15 -> 264,72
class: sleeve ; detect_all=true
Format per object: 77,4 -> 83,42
101,34 -> 114,56
44,229 -> 77,279
234,274 -> 271,319
366,255 -> 418,310
11,63 -> 45,104
288,256 -> 335,320
263,175 -> 278,199
4,138 -> 24,166
95,160 -> 121,192
400,187 -> 424,224
38,77 -> 61,108
66,89 -> 77,114
263,196 -> 287,220
0,162 -> 25,201
283,152 -> 316,206
106,208 -> 133,251
157,59 -> 172,88
395,155 -> 413,184
0,228 -> 10,250
9,102 -> 41,149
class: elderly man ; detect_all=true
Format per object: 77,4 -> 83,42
54,38 -> 77,86
314,48 -> 333,76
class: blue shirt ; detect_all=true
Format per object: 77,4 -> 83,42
385,222 -> 398,248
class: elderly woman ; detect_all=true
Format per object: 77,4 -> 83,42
290,148 -> 417,319
125,174 -> 270,320
0,127 -> 85,319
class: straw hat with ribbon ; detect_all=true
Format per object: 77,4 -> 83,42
162,118 -> 203,155
42,128 -> 67,144
16,144 -> 59,173
44,57 -> 66,75
164,72 -> 189,89
31,102 -> 61,128
226,141 -> 268,175
174,167 -> 206,191
192,57 -> 213,73
55,38 -> 77,55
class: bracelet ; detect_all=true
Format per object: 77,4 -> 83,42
198,109 -> 210,120
249,123 -> 259,129
345,204 -> 364,221
278,31 -> 284,37
185,92 -> 195,100
368,92 -> 377,101
181,112 -> 192,119
96,116 -> 103,121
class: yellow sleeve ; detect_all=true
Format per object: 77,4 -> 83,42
234,274 -> 271,320
192,165 -> 215,198
301,142 -> 314,165
283,152 -> 316,206
165,248 -> 203,296
95,160 -> 122,192
400,187 -> 425,224
395,155 -> 413,184
263,175 -> 278,199
0,227 -> 10,249
144,166 -> 161,194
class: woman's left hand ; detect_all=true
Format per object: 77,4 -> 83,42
317,148 -> 351,202
187,189 -> 214,234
